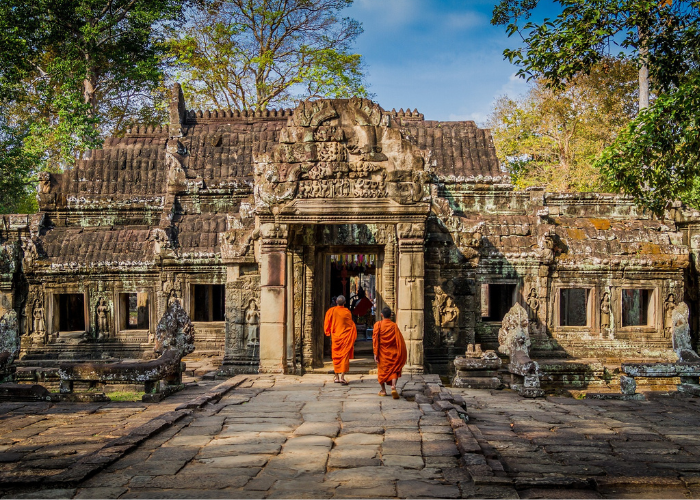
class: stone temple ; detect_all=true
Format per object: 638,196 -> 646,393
0,84 -> 698,389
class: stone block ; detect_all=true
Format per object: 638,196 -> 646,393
396,310 -> 424,340
258,323 -> 285,373
399,252 -> 424,277
453,376 -> 502,389
397,277 -> 424,311
260,287 -> 285,324
260,251 -> 286,287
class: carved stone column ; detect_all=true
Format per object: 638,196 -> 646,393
259,223 -> 288,373
397,223 -> 426,374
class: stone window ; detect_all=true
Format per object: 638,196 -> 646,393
559,288 -> 590,327
621,288 -> 654,327
119,293 -> 149,330
54,293 -> 85,332
192,284 -> 225,322
481,284 -> 517,322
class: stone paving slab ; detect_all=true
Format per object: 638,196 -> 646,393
0,377 -> 246,492
2,374 -> 472,499
451,387 -> 700,498
6,375 -> 700,498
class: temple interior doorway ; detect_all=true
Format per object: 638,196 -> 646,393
318,252 -> 380,374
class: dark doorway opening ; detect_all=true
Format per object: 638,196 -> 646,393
192,284 -> 225,322
120,293 -> 150,330
57,294 -> 85,332
481,284 -> 517,322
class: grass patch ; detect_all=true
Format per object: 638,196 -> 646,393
108,391 -> 146,402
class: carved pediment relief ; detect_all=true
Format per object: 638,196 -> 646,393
254,99 -> 432,213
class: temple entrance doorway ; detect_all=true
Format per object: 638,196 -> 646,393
314,248 -> 384,374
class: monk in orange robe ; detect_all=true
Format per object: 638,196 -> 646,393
373,307 -> 407,398
324,295 -> 357,385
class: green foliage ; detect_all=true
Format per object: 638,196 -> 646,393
0,124 -> 39,214
597,73 -> 700,212
0,0 -> 185,210
492,0 -> 700,212
169,0 -> 370,111
107,391 -> 146,402
488,58 -> 638,192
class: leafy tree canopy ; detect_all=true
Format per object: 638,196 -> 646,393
488,58 -> 638,193
168,0 -> 370,111
0,0 -> 186,212
492,0 -> 700,213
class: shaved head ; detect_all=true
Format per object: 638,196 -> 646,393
336,295 -> 346,306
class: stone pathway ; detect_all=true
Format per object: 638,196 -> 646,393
454,387 -> 700,498
0,380 -> 222,491
56,375 -> 470,499
6,376 -> 700,498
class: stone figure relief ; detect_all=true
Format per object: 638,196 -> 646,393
536,232 -> 555,264
167,289 -> 181,308
434,285 -> 459,346
664,293 -> 676,338
245,300 -> 260,347
31,299 -> 46,344
526,287 -> 539,323
671,302 -> 700,362
601,292 -> 611,330
96,297 -> 109,340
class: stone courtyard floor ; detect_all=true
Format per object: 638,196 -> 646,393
1,375 -> 700,498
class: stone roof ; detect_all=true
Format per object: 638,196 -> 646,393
173,214 -> 228,258
41,94 -> 501,205
39,227 -> 156,269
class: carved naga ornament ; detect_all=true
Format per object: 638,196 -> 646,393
253,98 -> 431,213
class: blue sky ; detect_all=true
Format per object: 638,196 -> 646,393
344,0 -> 559,125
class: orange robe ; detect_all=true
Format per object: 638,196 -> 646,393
324,306 -> 357,373
372,318 -> 408,384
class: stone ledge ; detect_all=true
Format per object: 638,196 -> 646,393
175,375 -> 247,410
0,377 -> 253,489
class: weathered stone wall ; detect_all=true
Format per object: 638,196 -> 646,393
2,87 -> 697,384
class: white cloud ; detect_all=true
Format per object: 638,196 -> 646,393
447,111 -> 488,125
445,11 -> 485,30
353,0 -> 423,28
497,73 -> 531,100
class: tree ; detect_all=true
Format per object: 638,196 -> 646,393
168,0 -> 370,111
0,0 -> 185,212
492,0 -> 700,213
488,58 -> 638,192
0,123 -> 39,214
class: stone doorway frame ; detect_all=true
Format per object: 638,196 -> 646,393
257,198 -> 430,375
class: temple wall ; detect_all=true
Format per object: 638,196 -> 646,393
2,92 -> 699,385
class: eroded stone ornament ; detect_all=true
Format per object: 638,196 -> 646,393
498,303 -> 544,398
0,310 -> 19,377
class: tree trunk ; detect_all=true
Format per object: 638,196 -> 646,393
639,61 -> 649,110
638,26 -> 649,110
83,54 -> 98,118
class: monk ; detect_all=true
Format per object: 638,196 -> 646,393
373,307 -> 407,399
324,295 -> 357,385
